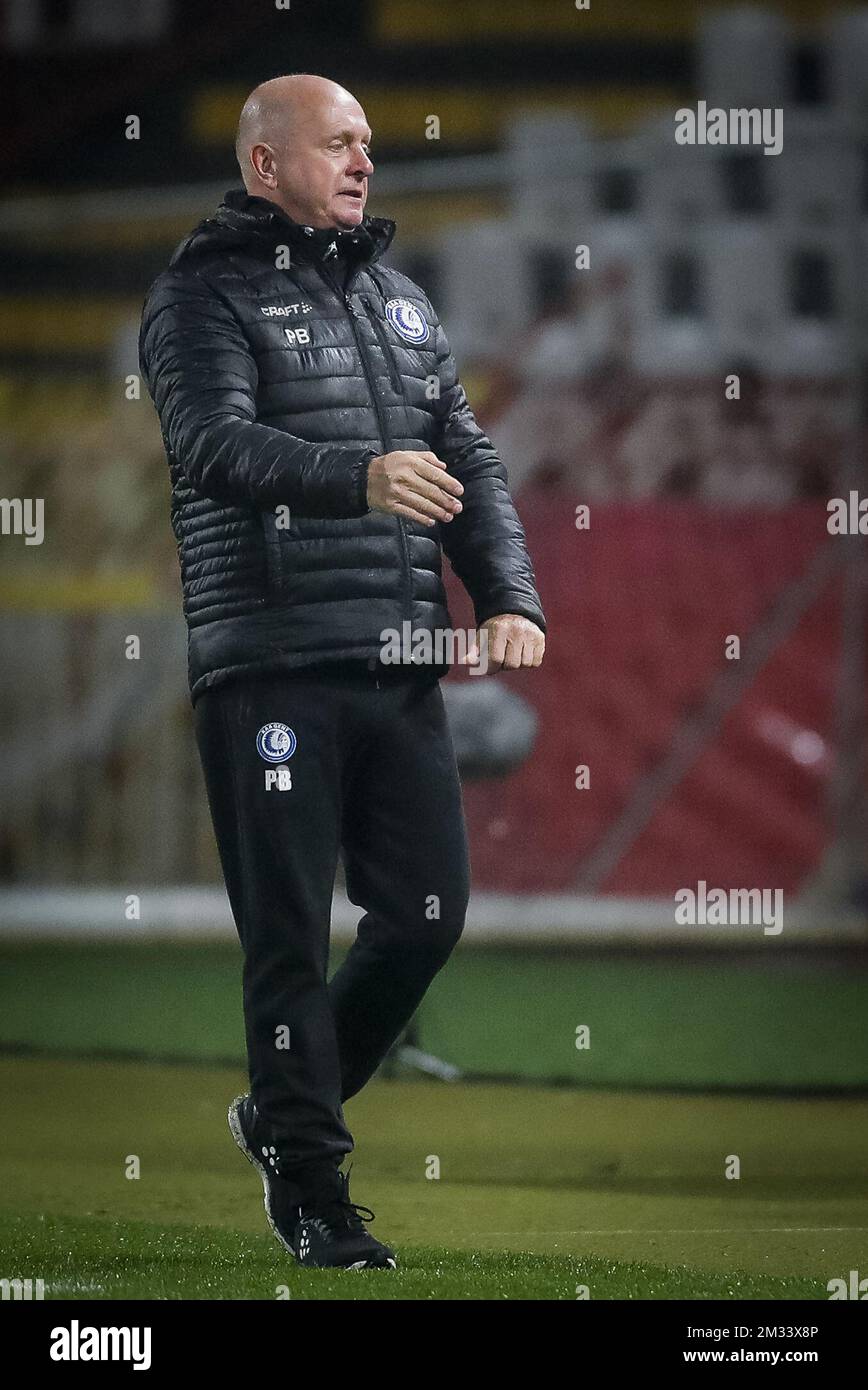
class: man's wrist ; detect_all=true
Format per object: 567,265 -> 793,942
477,606 -> 546,636
352,448 -> 377,515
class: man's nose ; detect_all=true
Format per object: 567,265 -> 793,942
350,146 -> 374,177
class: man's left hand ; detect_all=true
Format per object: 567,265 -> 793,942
464,613 -> 545,671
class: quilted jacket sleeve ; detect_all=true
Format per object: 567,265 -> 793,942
428,310 -> 546,634
139,269 -> 375,518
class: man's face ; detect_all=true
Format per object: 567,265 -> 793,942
267,93 -> 374,231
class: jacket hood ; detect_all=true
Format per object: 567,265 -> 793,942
169,187 -> 396,270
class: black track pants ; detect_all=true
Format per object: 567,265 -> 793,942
194,665 -> 471,1171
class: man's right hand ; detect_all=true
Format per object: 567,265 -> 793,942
366,450 -> 464,527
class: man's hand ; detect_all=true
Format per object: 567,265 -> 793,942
463,614 -> 545,671
367,450 -> 464,527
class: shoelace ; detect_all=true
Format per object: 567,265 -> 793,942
305,1168 -> 375,1234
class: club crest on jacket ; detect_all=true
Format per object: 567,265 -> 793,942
385,297 -> 429,344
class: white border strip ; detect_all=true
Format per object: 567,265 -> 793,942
0,888 -> 861,944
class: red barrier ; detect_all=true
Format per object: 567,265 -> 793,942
445,495 -> 848,894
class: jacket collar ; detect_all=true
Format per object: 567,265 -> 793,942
170,187 -> 396,270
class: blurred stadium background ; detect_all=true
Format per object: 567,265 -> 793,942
1,0 -> 867,1300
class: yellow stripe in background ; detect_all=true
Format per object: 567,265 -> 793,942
17,217 -> 202,254
373,0 -> 852,44
345,84 -> 684,142
191,84 -> 684,147
0,572 -> 160,612
190,85 -> 249,147
0,299 -> 140,353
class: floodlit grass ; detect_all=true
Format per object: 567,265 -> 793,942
1,1057 -> 865,1300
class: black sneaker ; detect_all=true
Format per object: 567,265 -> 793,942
294,1167 -> 398,1270
227,1094 -> 397,1270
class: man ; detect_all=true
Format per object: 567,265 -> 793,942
139,73 -> 546,1270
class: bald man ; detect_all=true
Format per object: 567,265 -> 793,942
139,74 -> 546,1270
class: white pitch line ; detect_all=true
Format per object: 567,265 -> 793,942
44,1281 -> 106,1293
459,1227 -> 868,1238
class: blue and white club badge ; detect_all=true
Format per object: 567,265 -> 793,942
384,297 -> 429,345
256,723 -> 297,764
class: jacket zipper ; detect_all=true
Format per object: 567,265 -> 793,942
314,263 -> 413,625
363,297 -> 404,397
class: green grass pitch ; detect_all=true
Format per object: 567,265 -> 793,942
1,1055 -> 866,1299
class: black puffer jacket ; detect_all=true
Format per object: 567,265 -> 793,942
139,188 -> 546,700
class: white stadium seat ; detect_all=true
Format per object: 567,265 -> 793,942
697,6 -> 790,110
826,8 -> 868,121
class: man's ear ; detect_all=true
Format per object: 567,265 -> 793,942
250,142 -> 278,188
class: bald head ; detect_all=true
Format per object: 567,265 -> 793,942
234,74 -> 374,231
235,74 -> 350,171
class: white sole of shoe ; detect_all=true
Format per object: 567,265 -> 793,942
227,1096 -> 397,1271
228,1095 -> 299,1260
